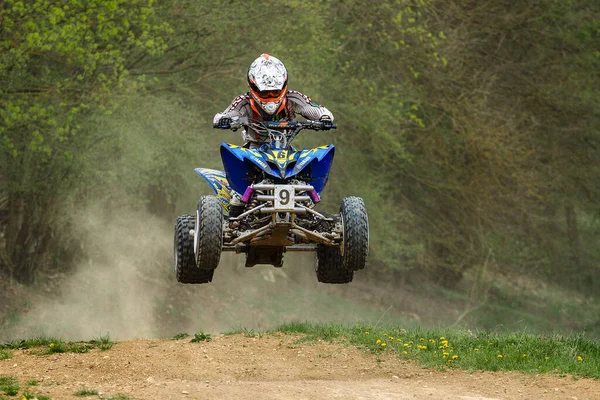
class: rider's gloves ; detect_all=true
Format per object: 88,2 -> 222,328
214,117 -> 232,129
320,117 -> 334,130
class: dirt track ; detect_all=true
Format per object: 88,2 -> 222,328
1,334 -> 598,400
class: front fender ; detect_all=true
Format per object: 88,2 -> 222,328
194,168 -> 232,212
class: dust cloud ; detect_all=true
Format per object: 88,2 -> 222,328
2,202 -> 411,342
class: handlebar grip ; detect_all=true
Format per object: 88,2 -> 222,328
264,121 -> 298,129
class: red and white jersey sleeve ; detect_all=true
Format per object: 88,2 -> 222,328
286,90 -> 334,121
212,94 -> 251,125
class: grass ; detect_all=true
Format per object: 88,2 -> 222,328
270,322 -> 600,379
23,393 -> 50,400
223,327 -> 263,338
75,388 -> 99,396
0,334 -> 113,355
0,377 -> 51,399
0,377 -> 19,396
1,336 -> 62,350
190,332 -> 212,343
172,332 -> 190,340
0,349 -> 11,360
90,333 -> 114,351
107,395 -> 131,400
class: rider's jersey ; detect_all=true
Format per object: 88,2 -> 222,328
213,90 -> 334,145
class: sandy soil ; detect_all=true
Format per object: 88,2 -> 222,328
1,334 -> 598,400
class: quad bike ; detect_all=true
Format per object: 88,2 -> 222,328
174,116 -> 369,284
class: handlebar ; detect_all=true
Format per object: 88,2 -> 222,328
215,116 -> 336,132
262,120 -> 337,131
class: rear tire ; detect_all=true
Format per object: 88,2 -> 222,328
340,196 -> 369,271
174,214 -> 214,284
194,196 -> 223,270
315,245 -> 353,284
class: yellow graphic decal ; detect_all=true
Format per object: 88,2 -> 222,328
276,150 -> 288,167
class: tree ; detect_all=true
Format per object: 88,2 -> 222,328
0,0 -> 170,282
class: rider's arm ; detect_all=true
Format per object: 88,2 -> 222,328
287,90 -> 334,122
213,94 -> 250,127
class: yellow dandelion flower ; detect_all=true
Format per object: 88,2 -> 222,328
417,345 -> 427,350
365,331 -> 369,335
577,356 -> 583,362
419,337 -> 425,341
403,351 -> 408,355
381,343 -> 387,347
522,354 -> 527,358
389,336 -> 394,340
376,339 -> 382,344
429,339 -> 436,344
50,343 -> 55,348
497,354 -> 503,359
397,338 -> 402,341
440,336 -> 446,340
452,355 -> 458,359
443,352 -> 449,358
474,348 -> 479,351
404,343 -> 410,347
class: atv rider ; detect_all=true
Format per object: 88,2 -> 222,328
213,53 -> 335,148
213,53 -> 335,216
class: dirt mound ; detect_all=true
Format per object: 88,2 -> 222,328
1,334 -> 598,400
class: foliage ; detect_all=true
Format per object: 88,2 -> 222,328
191,332 -> 212,343
75,388 -> 99,397
0,376 -> 19,396
0,0 -> 598,296
272,322 -> 600,378
0,0 -> 172,282
0,349 -> 11,360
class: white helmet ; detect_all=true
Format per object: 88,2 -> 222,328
247,54 -> 288,115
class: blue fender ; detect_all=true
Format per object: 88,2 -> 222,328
194,168 -> 232,212
291,145 -> 335,193
220,143 -> 280,194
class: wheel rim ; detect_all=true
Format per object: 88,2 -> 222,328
174,241 -> 179,274
194,209 -> 200,259
340,213 -> 345,257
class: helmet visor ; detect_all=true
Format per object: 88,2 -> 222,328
249,81 -> 287,102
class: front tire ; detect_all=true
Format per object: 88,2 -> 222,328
315,245 -> 354,284
194,196 -> 223,270
340,196 -> 369,271
174,214 -> 214,284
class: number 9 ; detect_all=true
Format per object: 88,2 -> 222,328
280,189 -> 290,205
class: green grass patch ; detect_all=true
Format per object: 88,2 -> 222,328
107,395 -> 131,400
0,376 -> 20,396
23,393 -> 50,400
26,380 -> 38,386
75,388 -> 99,396
172,333 -> 190,340
90,333 -> 114,351
1,335 -> 111,355
224,327 -> 263,338
0,349 -> 12,360
190,332 -> 212,343
271,322 -> 600,379
2,336 -> 62,350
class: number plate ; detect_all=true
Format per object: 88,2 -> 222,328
274,186 -> 295,211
